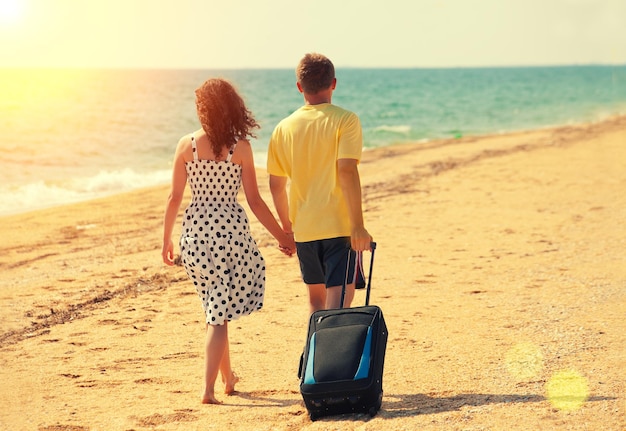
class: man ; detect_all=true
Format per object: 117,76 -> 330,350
267,53 -> 372,314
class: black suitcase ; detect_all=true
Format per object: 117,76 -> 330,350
299,243 -> 388,420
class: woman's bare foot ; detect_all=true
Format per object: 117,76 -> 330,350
201,390 -> 221,404
223,372 -> 240,395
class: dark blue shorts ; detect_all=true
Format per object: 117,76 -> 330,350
296,237 -> 356,288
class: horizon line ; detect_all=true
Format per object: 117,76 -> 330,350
1,62 -> 626,71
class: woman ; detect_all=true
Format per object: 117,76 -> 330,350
162,78 -> 295,404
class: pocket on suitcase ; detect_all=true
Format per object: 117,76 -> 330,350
303,324 -> 372,384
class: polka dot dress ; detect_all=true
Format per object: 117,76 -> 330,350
180,136 -> 265,326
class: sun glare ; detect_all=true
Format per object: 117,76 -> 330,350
0,0 -> 23,25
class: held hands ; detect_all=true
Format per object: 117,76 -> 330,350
278,231 -> 296,257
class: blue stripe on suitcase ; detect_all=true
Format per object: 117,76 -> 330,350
354,327 -> 372,379
303,333 -> 317,384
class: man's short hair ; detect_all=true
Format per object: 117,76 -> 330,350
296,53 -> 335,95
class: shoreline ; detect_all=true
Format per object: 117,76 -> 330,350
2,113 -> 625,221
1,115 -> 625,430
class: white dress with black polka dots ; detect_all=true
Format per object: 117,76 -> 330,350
179,136 -> 265,326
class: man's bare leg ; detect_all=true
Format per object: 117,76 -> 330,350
307,283 -> 327,314
326,283 -> 355,309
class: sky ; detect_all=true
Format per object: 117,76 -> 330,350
0,0 -> 625,69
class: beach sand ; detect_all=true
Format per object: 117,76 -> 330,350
1,117 -> 624,430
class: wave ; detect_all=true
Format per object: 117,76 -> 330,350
0,168 -> 170,216
371,125 -> 412,134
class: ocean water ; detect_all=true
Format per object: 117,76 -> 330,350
1,66 -> 625,216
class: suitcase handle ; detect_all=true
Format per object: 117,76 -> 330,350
364,242 -> 376,306
341,242 -> 377,308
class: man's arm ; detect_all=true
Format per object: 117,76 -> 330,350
269,174 -> 293,234
337,158 -> 372,251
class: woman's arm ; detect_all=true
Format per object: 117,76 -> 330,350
162,138 -> 188,265
238,140 -> 295,254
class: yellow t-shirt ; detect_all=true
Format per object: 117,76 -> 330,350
267,103 -> 363,242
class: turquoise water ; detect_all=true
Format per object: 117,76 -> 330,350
1,66 -> 625,215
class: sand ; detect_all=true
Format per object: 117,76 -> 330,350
0,116 -> 624,431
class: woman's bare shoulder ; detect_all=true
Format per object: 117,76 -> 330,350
231,139 -> 253,163
175,131 -> 201,160
235,138 -> 251,149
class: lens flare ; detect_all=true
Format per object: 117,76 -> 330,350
505,342 -> 544,381
546,369 -> 589,411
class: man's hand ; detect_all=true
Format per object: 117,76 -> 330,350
351,227 -> 373,251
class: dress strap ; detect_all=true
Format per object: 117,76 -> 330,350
191,135 -> 198,161
226,143 -> 237,163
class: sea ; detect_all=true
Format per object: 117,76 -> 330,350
1,66 -> 626,216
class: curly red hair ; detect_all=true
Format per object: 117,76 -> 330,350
195,78 -> 259,155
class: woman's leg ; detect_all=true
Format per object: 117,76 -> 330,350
219,326 -> 239,395
202,323 -> 228,404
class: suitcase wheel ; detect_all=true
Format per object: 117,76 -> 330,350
368,395 -> 383,417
